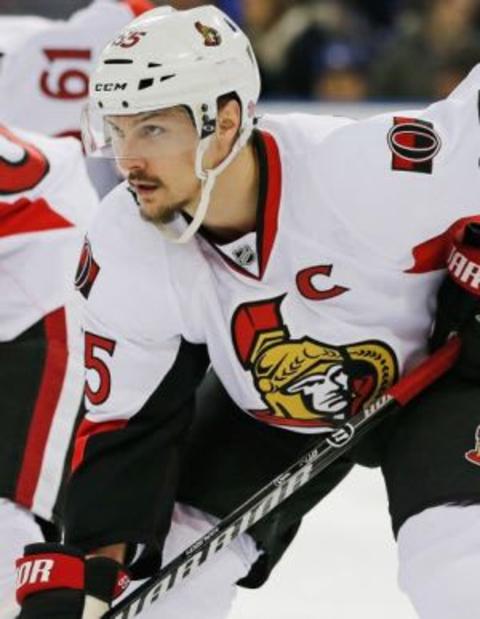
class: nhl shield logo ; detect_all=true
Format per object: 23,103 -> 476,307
233,244 -> 255,266
465,425 -> 480,466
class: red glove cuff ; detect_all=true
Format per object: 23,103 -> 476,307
16,546 -> 131,605
16,553 -> 84,604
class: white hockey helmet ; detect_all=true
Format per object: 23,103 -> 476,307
84,5 -> 261,243
89,5 -> 260,138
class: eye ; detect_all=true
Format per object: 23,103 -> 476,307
108,124 -> 124,139
140,124 -> 166,138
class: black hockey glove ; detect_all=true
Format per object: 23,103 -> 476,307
430,222 -> 480,380
16,543 -> 130,619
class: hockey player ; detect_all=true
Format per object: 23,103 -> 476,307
15,5 -> 480,619
0,125 -> 99,618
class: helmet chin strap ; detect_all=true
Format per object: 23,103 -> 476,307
155,126 -> 252,244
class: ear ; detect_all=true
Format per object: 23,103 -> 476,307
216,98 -> 241,141
203,98 -> 242,168
202,98 -> 242,169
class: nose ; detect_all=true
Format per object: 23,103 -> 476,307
114,132 -> 147,173
117,154 -> 147,176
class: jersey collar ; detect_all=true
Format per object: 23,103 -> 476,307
198,128 -> 282,281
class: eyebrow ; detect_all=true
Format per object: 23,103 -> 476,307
106,111 -> 172,131
133,111 -> 170,124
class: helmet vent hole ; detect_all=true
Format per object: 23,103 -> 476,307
160,74 -> 176,82
122,101 -> 129,108
138,78 -> 154,90
104,59 -> 133,65
148,62 -> 163,68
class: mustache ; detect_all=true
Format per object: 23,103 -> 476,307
128,172 -> 162,186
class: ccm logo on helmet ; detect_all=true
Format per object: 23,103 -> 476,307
388,117 -> 441,174
95,82 -> 127,92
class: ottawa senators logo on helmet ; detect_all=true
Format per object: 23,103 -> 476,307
231,296 -> 398,430
0,126 -> 49,194
194,21 -> 222,46
75,236 -> 100,299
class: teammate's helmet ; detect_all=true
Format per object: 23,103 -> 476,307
89,5 -> 261,139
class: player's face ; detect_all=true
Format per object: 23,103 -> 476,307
105,108 -> 201,224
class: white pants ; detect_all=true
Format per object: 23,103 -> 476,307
0,499 -> 44,619
398,504 -> 480,619
119,503 -> 261,619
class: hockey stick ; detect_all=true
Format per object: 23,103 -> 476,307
105,336 -> 461,619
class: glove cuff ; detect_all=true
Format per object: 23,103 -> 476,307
447,239 -> 480,297
86,556 -> 130,602
16,545 -> 85,604
16,543 -> 130,605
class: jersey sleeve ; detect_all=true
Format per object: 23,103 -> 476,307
318,64 -> 480,267
64,187 -> 209,576
0,127 -> 98,339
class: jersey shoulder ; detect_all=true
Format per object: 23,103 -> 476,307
82,182 -> 207,342
258,112 -> 354,155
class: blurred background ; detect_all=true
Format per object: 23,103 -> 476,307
2,0 -> 480,103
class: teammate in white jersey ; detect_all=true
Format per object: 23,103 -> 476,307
0,126 -> 99,618
15,5 -> 480,619
0,0 -> 154,139
0,0 -> 155,197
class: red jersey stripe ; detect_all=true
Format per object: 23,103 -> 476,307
121,0 -> 155,17
71,418 -> 128,474
259,131 -> 282,277
0,197 -> 73,238
15,307 -> 68,509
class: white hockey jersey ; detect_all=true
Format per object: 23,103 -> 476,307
0,0 -> 154,138
75,65 -> 480,439
0,126 -> 98,340
0,126 -> 98,518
